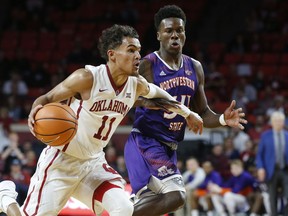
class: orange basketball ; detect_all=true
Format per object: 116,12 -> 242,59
34,103 -> 78,146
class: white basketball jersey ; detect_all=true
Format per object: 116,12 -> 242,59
57,64 -> 138,159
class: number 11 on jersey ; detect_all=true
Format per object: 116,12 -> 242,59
93,115 -> 116,141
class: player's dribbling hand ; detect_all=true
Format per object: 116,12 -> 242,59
186,112 -> 203,135
28,104 -> 43,136
224,100 -> 248,130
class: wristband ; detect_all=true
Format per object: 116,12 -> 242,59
177,104 -> 191,118
144,83 -> 157,98
219,114 -> 227,126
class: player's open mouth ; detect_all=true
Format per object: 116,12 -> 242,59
134,62 -> 140,68
171,42 -> 180,48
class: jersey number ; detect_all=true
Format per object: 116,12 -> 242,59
93,116 -> 116,141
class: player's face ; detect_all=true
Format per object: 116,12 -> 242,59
113,37 -> 141,76
157,18 -> 186,55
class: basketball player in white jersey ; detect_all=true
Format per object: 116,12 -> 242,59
0,25 -> 203,216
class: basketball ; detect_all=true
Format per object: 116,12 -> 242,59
34,103 -> 78,146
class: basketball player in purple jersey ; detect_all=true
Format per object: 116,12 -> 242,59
125,5 -> 247,216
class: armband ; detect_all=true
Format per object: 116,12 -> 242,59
219,114 -> 227,126
178,104 -> 192,118
144,83 -> 157,99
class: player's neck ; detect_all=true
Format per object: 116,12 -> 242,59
157,50 -> 182,70
106,63 -> 128,88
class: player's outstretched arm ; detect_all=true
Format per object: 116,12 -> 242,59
190,59 -> 247,129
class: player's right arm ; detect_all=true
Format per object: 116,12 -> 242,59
136,75 -> 203,134
28,68 -> 93,135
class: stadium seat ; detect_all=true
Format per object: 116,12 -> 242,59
260,53 -> 280,65
224,53 -> 242,64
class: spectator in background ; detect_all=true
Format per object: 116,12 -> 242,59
178,157 -> 205,216
0,125 -> 9,154
2,71 -> 28,97
251,70 -> 265,92
231,77 -> 257,103
190,161 -> 222,216
266,95 -> 285,118
205,144 -> 231,180
2,158 -> 30,206
231,127 -> 251,153
240,139 -> 256,170
231,87 -> 249,113
256,111 -> 288,215
23,63 -> 50,88
104,145 -> 118,169
223,136 -> 240,160
209,160 -> 255,216
6,95 -> 24,122
247,114 -> 269,145
1,132 -> 26,175
228,34 -> 249,54
22,149 -> 37,176
0,106 -> 13,135
115,155 -> 129,183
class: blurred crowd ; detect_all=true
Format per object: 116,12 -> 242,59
0,0 -> 288,215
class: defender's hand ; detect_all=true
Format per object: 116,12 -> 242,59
224,100 -> 247,130
186,112 -> 203,135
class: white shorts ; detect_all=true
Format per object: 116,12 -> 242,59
21,146 -> 125,216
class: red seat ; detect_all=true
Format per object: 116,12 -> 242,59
278,65 -> 288,78
257,65 -> 278,78
280,54 -> 288,65
0,31 -> 19,50
38,32 -> 56,50
260,53 -> 280,65
241,53 -> 260,65
31,51 -> 51,63
213,101 -> 231,113
224,53 -> 242,64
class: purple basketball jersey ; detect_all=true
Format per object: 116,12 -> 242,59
133,52 -> 198,143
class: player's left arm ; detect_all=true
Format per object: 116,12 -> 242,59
190,59 -> 247,129
136,76 -> 203,134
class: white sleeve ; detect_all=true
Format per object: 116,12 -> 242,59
185,168 -> 206,190
143,83 -> 192,118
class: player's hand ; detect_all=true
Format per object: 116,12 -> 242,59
186,112 -> 203,135
142,98 -> 180,112
28,105 -> 43,136
223,100 -> 247,130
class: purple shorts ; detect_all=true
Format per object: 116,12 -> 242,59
124,131 -> 180,194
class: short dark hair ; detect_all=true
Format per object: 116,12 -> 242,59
154,5 -> 186,30
98,24 -> 139,61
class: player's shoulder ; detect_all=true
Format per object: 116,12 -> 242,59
185,55 -> 201,67
85,64 -> 106,74
142,52 -> 157,62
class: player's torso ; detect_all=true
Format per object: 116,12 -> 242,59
58,64 -> 138,159
134,52 -> 198,143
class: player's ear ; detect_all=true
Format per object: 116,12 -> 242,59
107,50 -> 116,61
156,32 -> 161,41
